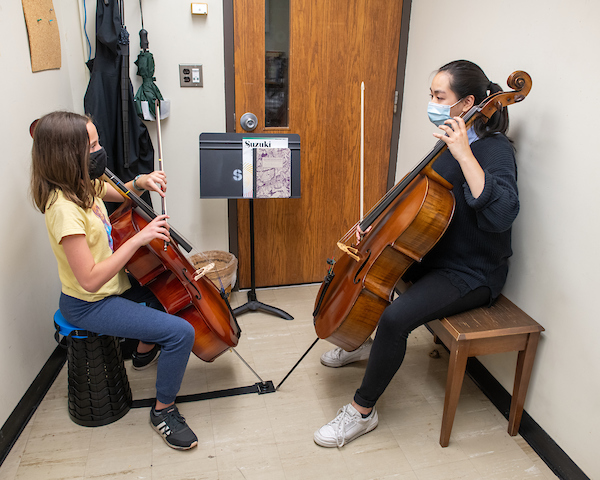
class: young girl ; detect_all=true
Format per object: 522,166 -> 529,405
315,60 -> 520,447
31,111 -> 198,450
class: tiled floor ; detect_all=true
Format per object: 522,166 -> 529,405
1,284 -> 558,479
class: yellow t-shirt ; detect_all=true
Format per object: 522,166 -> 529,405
45,184 -> 131,302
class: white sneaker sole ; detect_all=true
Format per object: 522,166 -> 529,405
314,412 -> 379,448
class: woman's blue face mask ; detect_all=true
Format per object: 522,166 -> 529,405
427,98 -> 462,126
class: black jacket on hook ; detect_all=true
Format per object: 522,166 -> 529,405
84,0 -> 154,210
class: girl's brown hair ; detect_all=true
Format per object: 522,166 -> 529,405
30,111 -> 100,213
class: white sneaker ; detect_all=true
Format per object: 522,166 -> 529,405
314,403 -> 378,447
320,337 -> 373,367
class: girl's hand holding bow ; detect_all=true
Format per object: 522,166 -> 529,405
133,171 -> 167,197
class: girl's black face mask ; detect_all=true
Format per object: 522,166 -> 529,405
89,147 -> 107,180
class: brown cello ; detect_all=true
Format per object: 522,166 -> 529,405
105,168 -> 241,362
313,71 -> 532,352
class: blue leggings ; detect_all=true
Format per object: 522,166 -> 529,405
354,271 -> 491,409
59,283 -> 196,405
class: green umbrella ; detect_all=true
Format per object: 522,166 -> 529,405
134,29 -> 166,120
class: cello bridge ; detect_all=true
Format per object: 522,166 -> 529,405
337,242 -> 360,262
193,262 -> 215,281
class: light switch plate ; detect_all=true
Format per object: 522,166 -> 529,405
191,3 -> 208,15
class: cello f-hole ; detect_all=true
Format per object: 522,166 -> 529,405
353,250 -> 371,284
182,267 -> 203,300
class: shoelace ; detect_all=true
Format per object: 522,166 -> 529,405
160,408 -> 187,434
330,405 -> 360,447
331,347 -> 345,360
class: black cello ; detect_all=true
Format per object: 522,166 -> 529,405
105,168 -> 241,362
313,71 -> 532,352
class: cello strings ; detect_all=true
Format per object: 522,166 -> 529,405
338,220 -> 361,246
105,169 -> 228,291
349,105 -> 481,236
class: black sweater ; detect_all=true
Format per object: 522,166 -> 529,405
412,133 -> 519,299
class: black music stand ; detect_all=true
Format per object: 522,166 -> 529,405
199,133 -> 300,320
233,199 -> 293,319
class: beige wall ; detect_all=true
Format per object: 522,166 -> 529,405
398,1 -> 600,478
2,0 -> 599,478
0,0 -> 89,430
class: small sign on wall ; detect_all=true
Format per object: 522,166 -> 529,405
22,0 -> 61,72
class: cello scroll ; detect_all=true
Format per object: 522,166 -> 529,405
477,71 -> 532,122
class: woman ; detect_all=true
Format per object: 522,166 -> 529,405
31,111 -> 198,450
315,60 -> 520,447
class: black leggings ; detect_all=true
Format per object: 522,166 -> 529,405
354,270 -> 491,409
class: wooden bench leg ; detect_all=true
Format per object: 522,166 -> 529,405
440,341 -> 470,447
508,331 -> 541,436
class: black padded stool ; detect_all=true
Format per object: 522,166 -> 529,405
54,310 -> 132,426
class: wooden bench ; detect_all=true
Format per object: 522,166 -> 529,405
427,294 -> 544,447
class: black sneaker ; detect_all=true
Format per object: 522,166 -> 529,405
131,344 -> 160,370
150,405 -> 198,450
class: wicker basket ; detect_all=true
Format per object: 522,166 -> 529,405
189,251 -> 238,295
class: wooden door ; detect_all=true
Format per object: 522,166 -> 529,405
233,0 -> 405,288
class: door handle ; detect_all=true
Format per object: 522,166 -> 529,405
240,112 -> 258,131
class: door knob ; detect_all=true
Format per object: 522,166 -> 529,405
240,112 -> 258,131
